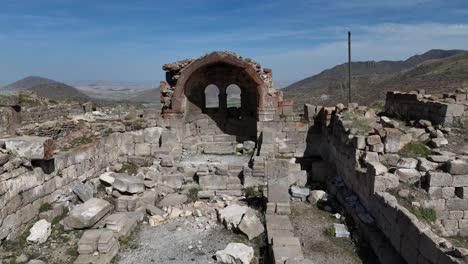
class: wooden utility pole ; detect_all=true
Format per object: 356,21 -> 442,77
348,31 -> 352,104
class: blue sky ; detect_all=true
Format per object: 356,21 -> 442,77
1,0 -> 468,85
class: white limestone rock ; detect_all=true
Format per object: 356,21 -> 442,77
27,219 -> 51,244
216,243 -> 254,264
217,204 -> 248,230
238,210 -> 264,240
64,198 -> 112,229
333,223 -> 350,238
308,190 -> 327,204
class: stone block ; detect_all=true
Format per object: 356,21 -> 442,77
446,199 -> 468,211
426,171 -> 452,187
134,143 -> 151,156
112,174 -> 145,194
395,168 -> 421,184
4,136 -> 54,160
383,128 -> 403,153
115,195 -> 138,212
143,127 -> 163,144
448,160 -> 468,175
64,198 -> 112,229
72,183 -> 95,202
104,213 -> 138,237
452,175 -> 468,187
276,202 -> 291,215
367,135 -> 382,145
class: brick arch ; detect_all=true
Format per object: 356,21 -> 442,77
171,52 -> 265,113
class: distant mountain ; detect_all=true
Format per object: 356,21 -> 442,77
128,87 -> 160,104
28,82 -> 90,101
2,76 -> 58,91
283,49 -> 467,106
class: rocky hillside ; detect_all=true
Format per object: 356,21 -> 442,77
283,49 -> 466,106
28,82 -> 90,101
2,76 -> 58,91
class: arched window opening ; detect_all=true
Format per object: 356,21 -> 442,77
204,84 -> 220,109
226,84 -> 241,108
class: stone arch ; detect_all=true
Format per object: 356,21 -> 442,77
170,52 -> 265,113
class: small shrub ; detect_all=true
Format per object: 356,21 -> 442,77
399,141 -> 431,158
244,186 -> 263,198
369,100 -> 385,111
103,128 -> 113,137
454,119 -> 468,136
449,236 -> 468,248
66,247 -> 79,256
342,112 -> 374,135
118,163 -> 139,175
410,207 -> 437,223
324,226 -> 336,237
187,188 -> 199,202
39,203 -> 52,213
119,235 -> 129,244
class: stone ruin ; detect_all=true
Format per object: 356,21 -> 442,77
0,50 -> 468,264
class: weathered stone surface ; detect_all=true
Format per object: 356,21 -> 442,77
26,219 -> 51,244
383,128 -> 403,153
64,198 -> 112,229
99,172 -> 115,185
417,158 -> 439,172
216,243 -> 254,264
72,183 -> 95,202
238,210 -> 264,240
308,190 -> 326,204
290,186 -> 309,201
429,137 -> 448,148
4,136 -> 54,160
367,162 -> 388,176
158,193 -> 188,207
112,174 -> 145,194
217,204 -> 248,229
146,204 -> 163,216
453,175 -> 468,187
426,171 -> 453,187
104,213 -> 138,236
447,160 -> 468,175
395,168 -> 421,183
334,223 -> 350,238
397,158 -> 418,169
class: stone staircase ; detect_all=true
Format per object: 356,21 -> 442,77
265,159 -> 306,263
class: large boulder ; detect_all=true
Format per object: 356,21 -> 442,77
238,210 -> 264,240
64,198 -> 112,229
4,136 -> 54,160
217,204 -> 248,230
158,193 -> 188,207
216,243 -> 254,264
26,219 -> 51,244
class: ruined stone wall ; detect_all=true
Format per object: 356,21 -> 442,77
304,104 -> 465,264
0,95 -> 21,137
0,127 -> 173,243
21,103 -> 85,125
385,91 -> 466,125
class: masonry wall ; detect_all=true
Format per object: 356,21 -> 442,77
307,106 -> 465,264
0,127 -> 171,243
21,103 -> 85,125
385,91 -> 466,125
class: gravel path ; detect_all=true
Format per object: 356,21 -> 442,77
117,222 -> 254,264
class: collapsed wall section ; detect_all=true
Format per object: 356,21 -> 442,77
385,90 -> 466,125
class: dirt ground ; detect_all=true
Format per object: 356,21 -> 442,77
115,221 -> 261,264
289,202 -> 378,264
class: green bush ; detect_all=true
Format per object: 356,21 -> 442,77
342,112 -> 374,135
399,141 -> 431,158
118,163 -> 139,175
410,207 -> 437,223
39,203 -> 52,213
324,226 -> 336,237
187,188 -> 199,202
119,235 -> 129,244
244,186 -> 263,198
